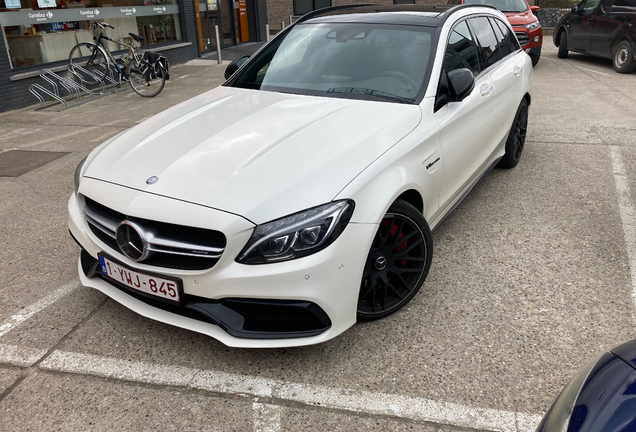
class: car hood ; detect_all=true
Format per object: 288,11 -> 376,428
504,10 -> 536,26
84,86 -> 422,224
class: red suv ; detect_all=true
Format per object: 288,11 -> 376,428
447,0 -> 543,66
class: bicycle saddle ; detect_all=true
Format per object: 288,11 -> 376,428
129,33 -> 144,42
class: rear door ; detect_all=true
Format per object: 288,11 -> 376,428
434,18 -> 498,211
487,17 -> 526,139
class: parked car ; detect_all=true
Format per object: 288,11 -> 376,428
536,338 -> 636,431
447,0 -> 543,66
554,0 -> 636,73
69,4 -> 533,348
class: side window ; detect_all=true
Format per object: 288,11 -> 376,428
581,0 -> 601,13
469,16 -> 502,70
489,17 -> 512,59
495,18 -> 520,52
443,20 -> 481,76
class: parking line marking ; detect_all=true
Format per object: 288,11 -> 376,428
0,344 -> 47,367
252,403 -> 281,432
40,350 -> 542,432
40,350 -> 199,386
609,146 -> 636,320
0,280 -> 80,338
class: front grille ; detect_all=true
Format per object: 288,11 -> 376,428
82,196 -> 226,271
515,32 -> 530,47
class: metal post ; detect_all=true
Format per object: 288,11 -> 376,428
214,24 -> 222,65
281,22 -> 285,30
289,15 -> 293,25
265,24 -> 270,42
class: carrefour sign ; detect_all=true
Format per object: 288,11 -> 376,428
0,5 -> 179,26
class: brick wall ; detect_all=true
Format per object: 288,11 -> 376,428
0,0 -> 201,114
266,0 -> 439,32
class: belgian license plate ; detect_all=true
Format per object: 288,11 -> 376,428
98,255 -> 180,303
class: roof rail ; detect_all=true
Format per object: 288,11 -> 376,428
294,3 -> 498,27
436,3 -> 498,26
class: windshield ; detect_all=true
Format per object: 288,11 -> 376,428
228,23 -> 435,103
463,0 -> 528,13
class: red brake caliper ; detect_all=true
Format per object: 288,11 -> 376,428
382,219 -> 408,266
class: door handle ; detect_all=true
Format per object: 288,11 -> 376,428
513,66 -> 522,76
480,84 -> 493,96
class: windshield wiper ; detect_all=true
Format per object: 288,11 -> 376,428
326,87 -> 414,103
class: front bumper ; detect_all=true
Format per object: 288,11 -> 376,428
514,25 -> 543,51
69,178 -> 377,348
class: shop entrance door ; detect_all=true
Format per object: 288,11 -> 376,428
197,0 -> 234,53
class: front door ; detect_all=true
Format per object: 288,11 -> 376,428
568,0 -> 601,51
434,19 -> 499,211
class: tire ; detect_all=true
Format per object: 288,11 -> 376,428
126,62 -> 166,98
613,40 -> 636,74
557,31 -> 568,59
531,53 -> 540,67
357,199 -> 433,321
498,99 -> 528,169
69,43 -> 108,85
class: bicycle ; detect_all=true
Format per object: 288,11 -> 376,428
68,22 -> 166,98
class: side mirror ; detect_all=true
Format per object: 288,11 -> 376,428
571,3 -> 580,13
530,5 -> 540,12
224,55 -> 250,80
447,68 -> 475,102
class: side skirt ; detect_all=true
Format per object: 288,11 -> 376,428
431,156 -> 502,233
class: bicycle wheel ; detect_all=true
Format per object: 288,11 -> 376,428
126,62 -> 166,98
69,43 -> 108,85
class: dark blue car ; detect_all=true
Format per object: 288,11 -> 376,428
537,339 -> 636,431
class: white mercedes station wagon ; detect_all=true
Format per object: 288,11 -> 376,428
69,4 -> 532,348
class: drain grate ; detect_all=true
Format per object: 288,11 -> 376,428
0,150 -> 69,177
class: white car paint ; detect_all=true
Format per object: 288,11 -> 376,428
69,6 -> 533,347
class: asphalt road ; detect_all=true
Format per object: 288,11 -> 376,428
0,44 -> 635,432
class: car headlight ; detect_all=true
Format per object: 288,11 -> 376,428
525,20 -> 540,30
537,355 -> 600,432
236,200 -> 355,264
74,156 -> 88,194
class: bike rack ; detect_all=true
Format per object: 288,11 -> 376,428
30,68 -> 106,111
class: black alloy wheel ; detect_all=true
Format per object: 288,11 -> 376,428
498,99 -> 528,169
357,199 -> 433,321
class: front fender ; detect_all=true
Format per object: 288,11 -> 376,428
335,98 -> 443,225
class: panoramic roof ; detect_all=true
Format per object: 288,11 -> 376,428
302,5 -> 459,27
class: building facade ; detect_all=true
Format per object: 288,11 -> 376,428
266,0 -> 438,32
0,0 -> 267,112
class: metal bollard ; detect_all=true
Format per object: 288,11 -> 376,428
266,24 -> 270,41
281,22 -> 285,30
215,24 -> 222,65
289,15 -> 293,25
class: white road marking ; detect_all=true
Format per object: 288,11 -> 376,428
609,146 -> 636,320
179,74 -> 190,79
252,403 -> 281,432
0,344 -> 47,367
40,350 -> 198,386
0,280 -> 80,338
40,350 -> 542,432
569,63 -> 611,77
